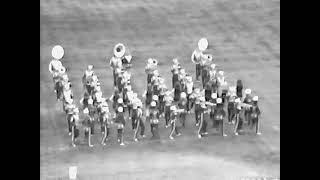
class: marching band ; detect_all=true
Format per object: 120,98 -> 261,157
48,38 -> 262,147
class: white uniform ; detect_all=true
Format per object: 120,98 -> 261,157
110,56 -> 122,69
186,82 -> 194,94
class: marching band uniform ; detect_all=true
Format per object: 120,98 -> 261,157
249,96 -> 261,135
169,106 -> 182,140
83,108 -> 94,147
134,103 -> 146,141
178,93 -> 188,128
236,80 -> 243,98
100,106 -> 111,145
198,102 -> 208,138
115,107 -> 126,145
70,108 -> 80,147
243,89 -> 253,125
234,98 -> 243,135
173,81 -> 182,102
149,101 -> 160,138
65,99 -> 75,135
212,98 -> 227,136
185,76 -> 194,112
164,93 -> 173,127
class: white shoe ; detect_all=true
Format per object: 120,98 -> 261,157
169,136 -> 174,140
72,143 -> 76,147
117,139 -> 120,142
203,132 -> 208,135
142,135 -> 146,138
102,142 -> 106,146
176,133 -> 182,136
120,143 -> 125,146
134,138 -> 138,142
68,132 -> 72,136
223,134 -> 227,137
198,134 -> 202,139
165,125 -> 169,128
235,132 -> 239,136
196,123 -> 199,127
232,121 -> 235,124
257,132 -> 262,135
89,144 -> 94,147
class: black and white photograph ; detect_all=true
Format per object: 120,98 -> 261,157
40,0 -> 280,179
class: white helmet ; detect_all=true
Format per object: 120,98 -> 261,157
88,98 -> 93,105
117,98 -> 123,104
211,64 -> 216,69
216,98 -> 222,104
206,54 -> 213,61
218,71 -> 224,76
150,101 -> 156,107
198,38 -> 208,51
52,45 -> 64,60
181,92 -> 187,98
173,58 -> 179,64
147,58 -> 153,64
118,106 -> 123,112
245,89 -> 252,94
211,93 -> 217,99
180,69 -> 185,74
170,106 -> 176,111
252,96 -> 259,101
83,108 -> 89,114
87,65 -> 93,70
152,95 -> 159,101
114,43 -> 126,58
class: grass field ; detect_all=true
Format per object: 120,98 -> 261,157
40,0 -> 280,179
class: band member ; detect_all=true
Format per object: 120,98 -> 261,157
110,43 -> 124,86
164,91 -> 173,128
149,101 -> 160,139
171,58 -> 181,87
101,106 -> 112,146
194,95 -> 201,126
204,81 -> 212,102
173,80 -> 182,102
172,68 -> 179,89
49,45 -> 64,94
185,75 -> 194,113
115,106 -> 126,146
201,64 -> 210,88
116,69 -> 125,93
80,91 -> 91,110
70,107 -> 80,147
191,38 -> 208,81
65,98 -> 75,135
134,101 -> 146,141
143,84 -> 153,107
234,98 -> 243,135
169,106 -> 182,140
178,92 -> 188,128
236,79 -> 243,98
87,98 -> 96,135
158,81 -> 167,116
109,87 -> 121,111
83,108 -> 94,147
227,91 -> 237,124
249,96 -> 261,135
209,93 -> 217,128
198,101 -> 209,138
82,65 -> 94,94
243,88 -> 253,125
209,64 -> 217,80
212,98 -> 227,136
